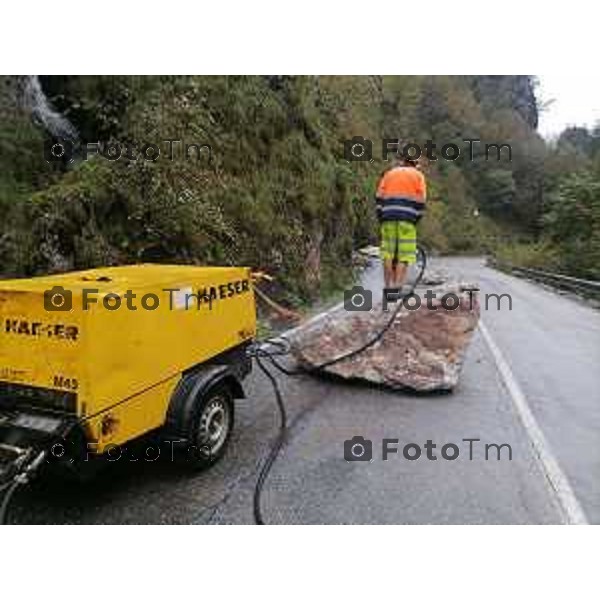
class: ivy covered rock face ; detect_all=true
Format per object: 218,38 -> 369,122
1,75 -> 598,302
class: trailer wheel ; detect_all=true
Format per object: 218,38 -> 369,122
186,382 -> 234,470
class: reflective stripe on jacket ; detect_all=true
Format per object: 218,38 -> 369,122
375,166 -> 427,223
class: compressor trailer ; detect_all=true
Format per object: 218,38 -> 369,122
0,264 -> 257,491
0,252 -> 427,524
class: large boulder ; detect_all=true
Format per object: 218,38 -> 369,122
288,283 -> 480,392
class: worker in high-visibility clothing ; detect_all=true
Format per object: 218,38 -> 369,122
375,154 -> 427,289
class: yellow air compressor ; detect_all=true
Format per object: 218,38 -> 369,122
0,264 -> 257,479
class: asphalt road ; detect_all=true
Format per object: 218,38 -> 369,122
9,257 -> 600,524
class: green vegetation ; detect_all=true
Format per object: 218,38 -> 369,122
1,76 -> 599,306
493,125 -> 600,279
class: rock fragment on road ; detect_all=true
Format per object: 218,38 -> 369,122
289,283 -> 480,392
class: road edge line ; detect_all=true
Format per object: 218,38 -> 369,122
478,320 -> 588,525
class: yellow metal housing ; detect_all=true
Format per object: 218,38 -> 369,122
0,264 -> 256,452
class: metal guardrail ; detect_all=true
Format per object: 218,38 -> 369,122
492,261 -> 600,297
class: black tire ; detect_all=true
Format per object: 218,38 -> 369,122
184,382 -> 235,471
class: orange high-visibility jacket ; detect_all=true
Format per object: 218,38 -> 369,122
375,166 -> 427,223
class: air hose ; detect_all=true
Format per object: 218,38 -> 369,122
0,419 -> 78,524
0,480 -> 21,524
250,247 -> 427,524
0,449 -> 47,524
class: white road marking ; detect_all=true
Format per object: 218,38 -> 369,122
479,320 -> 588,525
